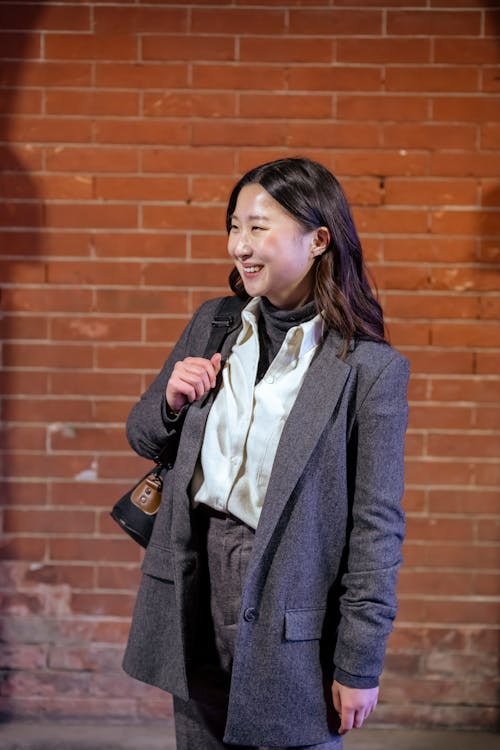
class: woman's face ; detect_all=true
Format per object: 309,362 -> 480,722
228,184 -> 326,310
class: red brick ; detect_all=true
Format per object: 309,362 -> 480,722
45,203 -> 138,229
384,237 -> 476,263
45,33 -> 137,61
433,96 -> 500,123
95,345 -> 170,372
0,537 -> 46,561
93,232 -> 187,259
337,37 -> 430,64
191,233 -> 229,260
239,93 -> 332,120
143,91 -> 236,118
191,177 -> 238,203
409,404 -> 474,430
49,371 -> 142,398
192,8 -> 285,35
0,259 -> 46,283
481,123 -> 500,149
49,537 -> 140,564
335,149 -> 429,177
289,9 -> 382,35
287,122 -> 379,149
385,66 -> 478,93
94,119 -> 189,146
3,397 -> 92,423
387,9 -> 481,36
142,204 -> 224,232
240,36 -> 332,63
431,322 -> 500,348
192,64 -> 287,90
0,61 -> 92,87
95,62 -> 188,89
383,123 -> 476,150
431,151 -> 500,177
429,377 -> 500,403
45,90 -> 139,117
476,351 -> 500,375
384,178 -> 477,206
403,349 -> 474,375
45,146 -> 139,173
94,175 -> 188,201
398,598 -> 498,626
142,34 -> 234,62
7,116 -> 93,144
338,95 -> 427,122
1,314 -> 47,340
288,65 -> 381,92
2,287 -> 92,313
434,37 -> 500,64
141,147 -> 235,175
95,288 -> 189,315
4,340 -> 93,369
386,292 -> 479,319
193,120 -> 288,147
4,509 -> 95,535
429,266 -> 499,292
403,541 -> 499,570
482,66 -> 500,93
94,6 -> 188,34
51,316 -> 141,342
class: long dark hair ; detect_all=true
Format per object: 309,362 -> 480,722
226,157 -> 386,356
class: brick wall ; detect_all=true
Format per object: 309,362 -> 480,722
1,0 -> 499,730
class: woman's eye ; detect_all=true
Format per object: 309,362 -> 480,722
230,224 -> 239,232
252,226 -> 264,232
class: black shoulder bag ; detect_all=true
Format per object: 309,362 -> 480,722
110,296 -> 245,547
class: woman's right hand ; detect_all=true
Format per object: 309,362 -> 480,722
166,353 -> 222,414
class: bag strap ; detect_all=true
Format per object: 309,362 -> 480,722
202,295 -> 247,357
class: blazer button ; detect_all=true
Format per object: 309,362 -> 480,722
243,607 -> 258,623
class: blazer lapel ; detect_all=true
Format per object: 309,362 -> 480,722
248,333 -> 353,568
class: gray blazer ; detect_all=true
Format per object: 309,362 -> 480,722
123,296 -> 409,747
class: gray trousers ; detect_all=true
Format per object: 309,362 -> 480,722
173,505 -> 341,750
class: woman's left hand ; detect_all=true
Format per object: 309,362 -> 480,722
332,680 -> 379,735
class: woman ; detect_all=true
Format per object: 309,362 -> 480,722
123,158 -> 409,749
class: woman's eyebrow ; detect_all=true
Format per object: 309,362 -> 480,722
231,213 -> 270,222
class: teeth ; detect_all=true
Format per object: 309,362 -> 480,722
244,266 -> 261,273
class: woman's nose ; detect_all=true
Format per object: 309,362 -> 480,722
232,232 -> 251,258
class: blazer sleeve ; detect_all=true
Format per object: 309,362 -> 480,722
125,298 -> 220,464
333,351 -> 410,688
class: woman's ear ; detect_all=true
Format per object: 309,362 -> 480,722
311,226 -> 331,257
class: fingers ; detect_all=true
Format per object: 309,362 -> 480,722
166,356 -> 222,412
332,681 -> 379,736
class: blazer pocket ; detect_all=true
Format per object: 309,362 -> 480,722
284,607 -> 327,641
141,542 -> 175,582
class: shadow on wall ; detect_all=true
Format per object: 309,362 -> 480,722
0,0 -> 46,722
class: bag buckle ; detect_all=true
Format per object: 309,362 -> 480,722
130,472 -> 163,515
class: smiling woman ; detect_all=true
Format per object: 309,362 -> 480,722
227,183 -> 329,310
123,157 -> 409,750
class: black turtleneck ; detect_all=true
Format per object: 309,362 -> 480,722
256,297 -> 317,383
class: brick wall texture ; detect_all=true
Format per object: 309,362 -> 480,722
1,0 -> 499,731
